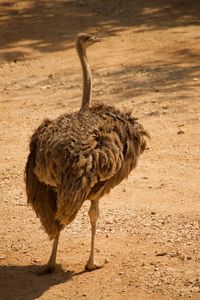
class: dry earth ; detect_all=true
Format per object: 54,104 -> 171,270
0,1 -> 200,299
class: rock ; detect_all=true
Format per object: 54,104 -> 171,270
177,129 -> 185,134
40,85 -> 50,90
147,111 -> 160,117
179,254 -> 186,261
155,251 -> 168,257
191,286 -> 200,293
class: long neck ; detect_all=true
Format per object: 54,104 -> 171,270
77,43 -> 92,111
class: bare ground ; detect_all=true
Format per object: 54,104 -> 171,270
0,1 -> 200,299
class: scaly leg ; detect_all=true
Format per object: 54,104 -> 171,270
85,200 -> 104,271
38,232 -> 60,275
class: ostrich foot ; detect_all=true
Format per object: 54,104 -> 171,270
37,264 -> 56,275
85,260 -> 105,272
37,233 -> 60,275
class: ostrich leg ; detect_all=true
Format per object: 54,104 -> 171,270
85,200 -> 104,271
38,232 -> 60,275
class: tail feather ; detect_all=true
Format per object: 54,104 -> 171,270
25,140 -> 63,240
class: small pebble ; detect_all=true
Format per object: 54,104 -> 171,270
155,251 -> 168,257
177,129 -> 185,134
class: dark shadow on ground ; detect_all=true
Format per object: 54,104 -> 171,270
80,50 -> 200,105
99,63 -> 200,103
0,264 -> 86,300
0,0 -> 200,61
2,60 -> 199,107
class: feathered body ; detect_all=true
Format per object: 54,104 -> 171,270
25,33 -> 150,273
25,103 -> 148,239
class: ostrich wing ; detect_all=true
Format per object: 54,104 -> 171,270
55,129 -> 124,225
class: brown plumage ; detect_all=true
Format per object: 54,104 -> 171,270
25,33 -> 150,274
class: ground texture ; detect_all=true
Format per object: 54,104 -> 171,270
0,1 -> 200,299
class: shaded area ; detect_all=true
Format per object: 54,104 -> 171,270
100,64 -> 200,103
0,264 -> 86,300
0,0 -> 200,61
2,59 -> 199,107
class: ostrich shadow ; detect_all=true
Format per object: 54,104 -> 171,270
0,264 -> 86,300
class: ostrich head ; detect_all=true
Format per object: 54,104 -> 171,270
76,33 -> 101,50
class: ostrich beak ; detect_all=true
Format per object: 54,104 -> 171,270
92,36 -> 102,43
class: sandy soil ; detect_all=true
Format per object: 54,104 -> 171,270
0,1 -> 200,299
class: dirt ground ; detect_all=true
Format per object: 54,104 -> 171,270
0,1 -> 200,299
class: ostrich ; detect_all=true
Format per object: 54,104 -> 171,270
25,33 -> 150,274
